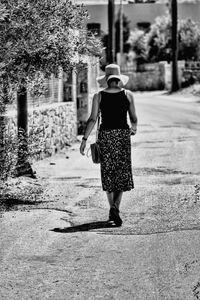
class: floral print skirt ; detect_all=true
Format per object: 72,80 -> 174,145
98,129 -> 134,193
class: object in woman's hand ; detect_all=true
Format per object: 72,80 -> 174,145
90,142 -> 101,164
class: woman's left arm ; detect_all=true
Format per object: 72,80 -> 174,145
80,92 -> 100,155
127,90 -> 138,135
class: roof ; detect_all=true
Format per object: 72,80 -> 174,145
74,0 -> 129,4
75,0 -> 198,3
156,0 -> 198,3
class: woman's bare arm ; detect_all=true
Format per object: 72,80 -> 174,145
80,92 -> 100,155
126,90 -> 138,135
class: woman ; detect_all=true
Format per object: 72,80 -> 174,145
80,64 -> 137,226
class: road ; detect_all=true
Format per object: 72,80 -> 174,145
1,92 -> 200,300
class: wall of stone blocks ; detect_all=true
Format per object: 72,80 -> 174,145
6,101 -> 77,160
125,63 -> 165,91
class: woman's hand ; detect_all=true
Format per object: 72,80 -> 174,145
130,127 -> 137,136
80,139 -> 86,155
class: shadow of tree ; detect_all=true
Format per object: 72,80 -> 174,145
51,221 -> 117,233
1,198 -> 44,209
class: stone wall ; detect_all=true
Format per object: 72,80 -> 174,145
162,61 -> 186,90
124,63 -> 165,91
6,101 -> 77,159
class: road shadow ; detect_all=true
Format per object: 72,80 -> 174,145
51,221 -> 117,233
0,198 -> 44,210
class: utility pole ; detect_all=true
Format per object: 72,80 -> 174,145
171,0 -> 179,92
119,0 -> 123,65
108,0 -> 115,63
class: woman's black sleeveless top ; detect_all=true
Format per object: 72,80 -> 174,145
99,90 -> 129,130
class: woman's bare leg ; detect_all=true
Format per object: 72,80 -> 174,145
106,192 -> 114,208
106,191 -> 123,225
109,191 -> 123,226
113,191 -> 123,210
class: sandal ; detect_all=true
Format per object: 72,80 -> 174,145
110,207 -> 122,226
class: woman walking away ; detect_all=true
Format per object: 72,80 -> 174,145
80,64 -> 137,227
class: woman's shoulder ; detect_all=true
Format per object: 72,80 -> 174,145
93,91 -> 101,98
124,89 -> 133,95
93,92 -> 102,105
124,89 -> 134,101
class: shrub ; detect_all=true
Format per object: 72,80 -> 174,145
179,19 -> 200,61
145,13 -> 172,62
128,29 -> 148,64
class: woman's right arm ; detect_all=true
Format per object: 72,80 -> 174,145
80,92 -> 100,155
127,90 -> 138,135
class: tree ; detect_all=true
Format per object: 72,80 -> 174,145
179,19 -> 200,61
0,0 -> 101,93
115,13 -> 131,54
145,13 -> 172,62
102,11 -> 131,65
129,14 -> 200,64
0,0 -> 101,179
128,29 -> 147,64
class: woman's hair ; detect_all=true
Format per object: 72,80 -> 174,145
107,78 -> 120,87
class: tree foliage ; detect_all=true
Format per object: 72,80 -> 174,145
0,0 -> 101,99
129,13 -> 200,63
128,29 -> 147,64
145,13 -> 172,62
179,19 -> 200,60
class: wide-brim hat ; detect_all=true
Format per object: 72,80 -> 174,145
97,64 -> 129,87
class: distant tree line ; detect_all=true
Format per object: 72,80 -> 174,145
128,13 -> 200,64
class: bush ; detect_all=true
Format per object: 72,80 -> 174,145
128,29 -> 147,64
179,19 -> 200,61
146,13 -> 172,62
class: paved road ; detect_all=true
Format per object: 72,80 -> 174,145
1,92 -> 200,300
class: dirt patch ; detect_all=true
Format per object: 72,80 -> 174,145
0,177 -> 44,214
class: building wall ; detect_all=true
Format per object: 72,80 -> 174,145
76,56 -> 99,134
123,62 -> 165,91
123,60 -> 199,91
86,3 -> 200,34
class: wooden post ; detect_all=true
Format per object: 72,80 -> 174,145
171,0 -> 180,92
17,87 -> 35,177
108,0 -> 115,63
17,87 -> 28,136
119,0 -> 123,65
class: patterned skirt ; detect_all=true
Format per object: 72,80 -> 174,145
98,129 -> 134,193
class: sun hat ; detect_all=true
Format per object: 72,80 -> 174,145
97,64 -> 129,87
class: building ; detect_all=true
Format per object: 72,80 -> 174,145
75,0 -> 200,34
